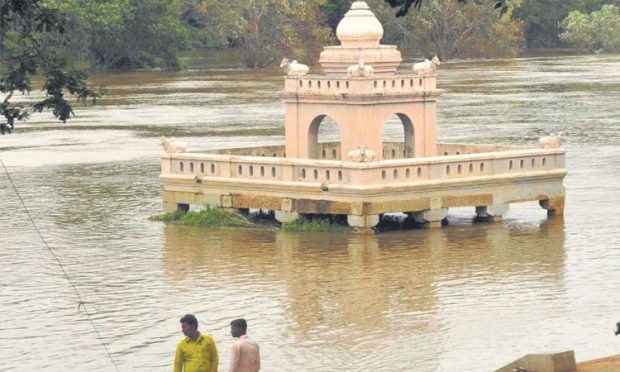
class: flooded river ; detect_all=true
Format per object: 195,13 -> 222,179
1,53 -> 620,371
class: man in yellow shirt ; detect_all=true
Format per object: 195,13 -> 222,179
174,314 -> 219,372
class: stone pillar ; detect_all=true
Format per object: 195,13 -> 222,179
410,208 -> 448,228
475,203 -> 509,222
163,201 -> 178,213
347,214 -> 380,234
539,197 -> 565,217
275,198 -> 298,223
163,202 -> 189,213
275,211 -> 299,223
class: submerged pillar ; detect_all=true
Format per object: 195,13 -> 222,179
347,214 -> 379,234
539,197 -> 565,217
275,211 -> 300,223
411,208 -> 448,228
163,201 -> 189,213
476,203 -> 509,222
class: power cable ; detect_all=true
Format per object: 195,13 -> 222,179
0,158 -> 121,372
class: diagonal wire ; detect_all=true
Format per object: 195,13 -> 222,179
0,158 -> 121,372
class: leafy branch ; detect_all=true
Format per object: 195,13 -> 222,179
0,0 -> 101,134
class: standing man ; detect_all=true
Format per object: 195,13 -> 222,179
229,319 -> 260,372
174,314 -> 219,372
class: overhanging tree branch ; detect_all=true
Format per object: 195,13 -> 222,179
384,0 -> 508,17
0,0 -> 101,134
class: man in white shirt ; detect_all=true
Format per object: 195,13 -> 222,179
229,318 -> 260,372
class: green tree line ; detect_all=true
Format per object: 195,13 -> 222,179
3,0 -> 620,133
6,0 -> 620,73
177,0 -> 620,64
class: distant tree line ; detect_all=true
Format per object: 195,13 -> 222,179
181,0 -> 523,63
3,0 -> 620,133
560,4 -> 620,52
4,0 -> 620,72
177,0 -> 620,65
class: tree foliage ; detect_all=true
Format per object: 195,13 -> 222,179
560,4 -> 620,52
383,0 -> 509,17
47,0 -> 188,70
185,0 -> 333,67
514,0 -> 620,48
359,0 -> 524,60
0,0 -> 101,134
2,0 -> 617,135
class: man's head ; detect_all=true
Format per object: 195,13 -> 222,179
180,314 -> 199,338
230,318 -> 247,338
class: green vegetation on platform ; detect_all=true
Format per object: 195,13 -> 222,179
149,207 -> 263,228
149,208 -> 352,232
282,217 -> 350,233
148,211 -> 184,222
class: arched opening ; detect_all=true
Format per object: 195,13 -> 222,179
382,113 -> 414,159
308,115 -> 342,160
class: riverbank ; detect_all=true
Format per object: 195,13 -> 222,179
577,354 -> 620,371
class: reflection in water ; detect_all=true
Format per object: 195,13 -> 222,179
162,219 -> 565,370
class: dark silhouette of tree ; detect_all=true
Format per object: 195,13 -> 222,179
1,0 -> 101,134
384,0 -> 508,17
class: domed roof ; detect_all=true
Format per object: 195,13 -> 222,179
336,1 -> 383,47
319,1 -> 401,76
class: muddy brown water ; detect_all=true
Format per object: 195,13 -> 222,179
1,53 -> 620,371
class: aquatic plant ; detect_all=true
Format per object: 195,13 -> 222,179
149,207 -> 259,228
150,207 -> 354,232
148,211 -> 185,222
282,216 -> 350,233
150,207 -> 284,228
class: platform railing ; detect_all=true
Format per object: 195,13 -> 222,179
161,146 -> 565,188
197,142 -> 528,160
283,74 -> 437,95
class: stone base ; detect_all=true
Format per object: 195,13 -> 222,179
476,203 -> 509,222
163,201 -> 189,213
347,214 -> 379,234
275,211 -> 299,223
410,208 -> 448,229
420,220 -> 443,229
540,197 -> 565,217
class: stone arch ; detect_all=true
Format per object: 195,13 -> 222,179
308,114 -> 342,159
381,113 -> 414,159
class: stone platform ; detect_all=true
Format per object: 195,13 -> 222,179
160,142 -> 566,233
158,1 -> 566,233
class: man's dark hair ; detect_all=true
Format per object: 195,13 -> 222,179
180,314 -> 198,329
230,318 -> 247,332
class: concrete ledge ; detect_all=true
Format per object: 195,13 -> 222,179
496,351 -> 576,372
162,187 -> 564,217
162,171 -> 566,205
577,354 -> 620,371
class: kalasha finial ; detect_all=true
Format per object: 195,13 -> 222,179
336,1 -> 383,47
